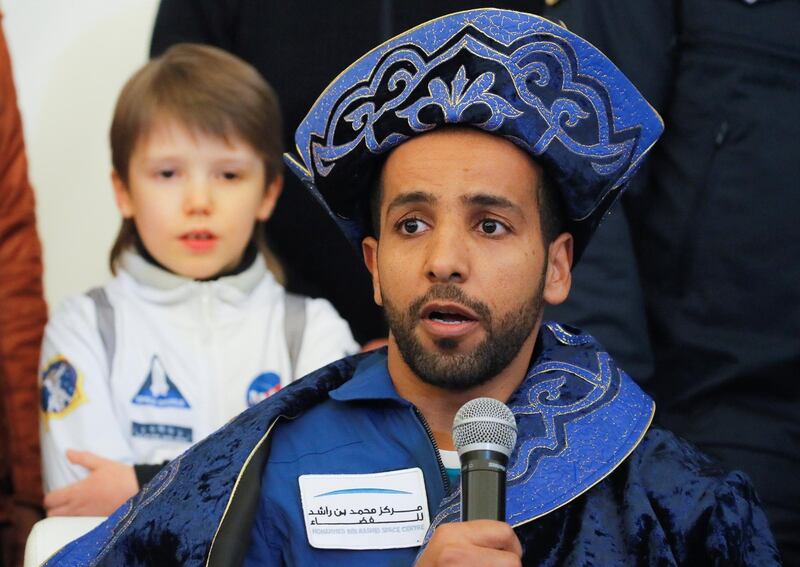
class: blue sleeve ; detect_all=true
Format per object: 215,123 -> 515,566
634,429 -> 782,566
702,470 -> 782,566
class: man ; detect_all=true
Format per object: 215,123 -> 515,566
48,9 -> 779,566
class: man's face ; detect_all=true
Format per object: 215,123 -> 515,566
362,128 -> 571,391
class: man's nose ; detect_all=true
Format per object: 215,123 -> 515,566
424,223 -> 469,284
183,177 -> 213,215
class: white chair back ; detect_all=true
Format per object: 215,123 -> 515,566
24,516 -> 105,567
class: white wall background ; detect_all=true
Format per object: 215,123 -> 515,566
3,0 -> 159,309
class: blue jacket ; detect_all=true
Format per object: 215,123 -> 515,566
46,323 -> 780,566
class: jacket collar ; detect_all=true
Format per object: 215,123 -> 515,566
329,348 -> 408,405
119,250 -> 270,296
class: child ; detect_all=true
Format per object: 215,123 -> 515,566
39,44 -> 359,516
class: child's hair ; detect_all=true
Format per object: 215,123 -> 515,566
108,43 -> 284,278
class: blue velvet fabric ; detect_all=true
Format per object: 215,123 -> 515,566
46,323 -> 779,566
283,9 -> 664,259
511,428 -> 781,566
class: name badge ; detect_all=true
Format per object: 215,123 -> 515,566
299,467 -> 430,550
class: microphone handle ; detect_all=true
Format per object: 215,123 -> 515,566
460,449 -> 507,522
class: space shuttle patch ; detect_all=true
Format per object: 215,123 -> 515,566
131,355 -> 190,409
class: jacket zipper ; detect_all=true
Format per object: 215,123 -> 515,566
412,407 -> 450,494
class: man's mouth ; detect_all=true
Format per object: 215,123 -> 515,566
420,303 -> 479,325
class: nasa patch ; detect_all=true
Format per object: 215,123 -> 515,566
40,356 -> 86,421
132,355 -> 190,409
246,372 -> 282,407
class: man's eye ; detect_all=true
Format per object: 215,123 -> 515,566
399,218 -> 429,235
478,219 -> 508,235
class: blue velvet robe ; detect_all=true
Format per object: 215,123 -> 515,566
45,323 -> 780,566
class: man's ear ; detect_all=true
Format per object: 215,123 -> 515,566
362,236 -> 383,306
256,174 -> 283,221
543,232 -> 573,306
111,170 -> 134,218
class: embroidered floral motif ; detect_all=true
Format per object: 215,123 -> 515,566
398,66 -> 523,131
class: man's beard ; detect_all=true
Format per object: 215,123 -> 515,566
383,278 -> 545,391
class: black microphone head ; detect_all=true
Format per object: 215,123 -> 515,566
452,397 -> 517,458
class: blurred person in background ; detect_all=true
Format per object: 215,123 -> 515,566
544,0 -> 800,561
0,12 -> 47,567
40,44 -> 357,518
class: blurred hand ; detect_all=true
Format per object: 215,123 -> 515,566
416,520 -> 522,567
44,450 -> 138,516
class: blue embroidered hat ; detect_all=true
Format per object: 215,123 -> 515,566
285,9 -> 663,260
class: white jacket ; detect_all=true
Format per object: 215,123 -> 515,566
40,252 -> 359,491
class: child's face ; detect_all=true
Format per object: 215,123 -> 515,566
113,119 -> 281,279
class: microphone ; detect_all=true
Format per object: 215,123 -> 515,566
452,397 -> 518,522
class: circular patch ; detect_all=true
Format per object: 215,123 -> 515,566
246,372 -> 282,407
41,356 -> 85,418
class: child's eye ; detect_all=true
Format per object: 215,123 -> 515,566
476,218 -> 509,236
221,171 -> 241,181
397,217 -> 430,235
157,169 -> 176,179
